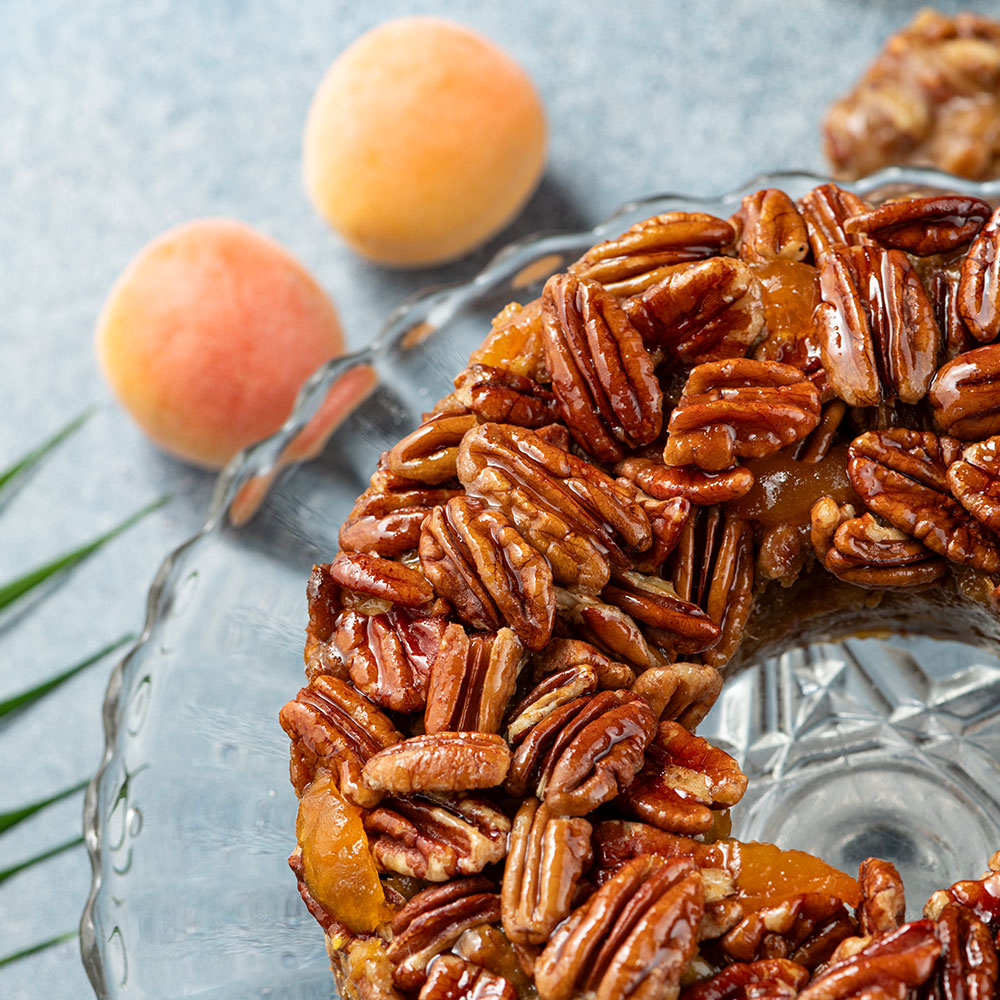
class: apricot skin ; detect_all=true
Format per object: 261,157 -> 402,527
96,220 -> 344,469
303,17 -> 547,267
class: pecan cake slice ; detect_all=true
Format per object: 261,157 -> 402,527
281,180 -> 1000,999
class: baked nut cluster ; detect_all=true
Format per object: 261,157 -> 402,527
825,8 -> 1000,180
281,179 -> 1000,999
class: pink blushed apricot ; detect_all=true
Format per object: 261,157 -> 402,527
96,219 -> 344,468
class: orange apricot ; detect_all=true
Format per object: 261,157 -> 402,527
303,17 -> 547,267
96,219 -> 344,468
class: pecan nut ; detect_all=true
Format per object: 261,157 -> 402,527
680,959 -> 810,1000
529,636 -> 637,691
541,272 -> 663,463
340,482 -> 463,558
387,412 -> 478,484
668,506 -> 755,667
848,429 -> 1000,572
506,689 -> 656,817
930,344 -> 1000,440
618,720 -> 748,835
810,497 -> 948,589
534,854 -> 704,1000
419,495 -> 554,649
926,852 -> 1000,933
722,894 -> 858,971
279,674 -> 402,804
950,439 -> 1000,536
797,184 -> 872,257
387,878 -> 502,991
365,796 -> 509,882
842,195 -> 991,256
556,589 -> 658,670
856,859 -> 905,937
602,570 -> 722,655
616,455 -> 755,506
795,919 -> 941,1000
815,246 -> 942,407
362,733 -> 512,796
455,364 -> 558,428
631,661 -> 723,730
501,798 -> 592,945
570,211 -> 736,297
328,552 -> 435,609
959,206 -> 1000,342
736,189 -> 809,264
335,608 -> 446,713
457,422 -> 651,589
926,902 -> 999,1000
418,955 -> 516,1000
624,256 -> 765,363
663,359 -> 821,472
506,664 -> 599,743
425,625 -> 522,735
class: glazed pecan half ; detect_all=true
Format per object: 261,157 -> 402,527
616,455 -> 755,506
810,497 -> 947,589
279,674 -> 401,804
795,919 -> 941,1000
335,607 -> 446,713
386,412 -> 478,485
925,901 -> 999,1000
735,188 -> 809,264
458,422 -> 651,589
721,893 -> 858,971
815,245 -> 942,407
534,854 -> 704,1000
340,481 -> 463,558
425,625 -> 522,735
797,183 -> 872,257
842,195 -> 991,256
363,733 -> 511,797
926,852 -> 1000,933
506,664 -> 599,743
454,364 -> 558,428
387,878 -> 502,991
624,256 -> 765,364
948,437 -> 1000,535
419,495 -> 554,649
570,211 -> 736,297
501,798 -> 592,945
418,955 -> 515,1000
541,272 -> 663,463
856,859 -> 905,937
506,689 -> 656,817
668,506 -> 755,667
631,661 -> 723,730
328,551 -> 435,609
848,429 -> 1000,572
930,344 -> 1000,440
663,359 -> 821,472
618,720 -> 747,835
959,206 -> 1000,342
681,959 -> 810,1000
529,636 -> 636,691
365,796 -> 509,882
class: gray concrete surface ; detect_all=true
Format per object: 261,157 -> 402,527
0,1 -> 984,996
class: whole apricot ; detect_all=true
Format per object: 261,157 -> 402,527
303,17 -> 546,267
96,219 -> 344,468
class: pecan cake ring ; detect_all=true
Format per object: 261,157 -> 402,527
280,171 -> 1000,1000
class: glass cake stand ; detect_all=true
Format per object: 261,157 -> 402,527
82,168 -> 1000,999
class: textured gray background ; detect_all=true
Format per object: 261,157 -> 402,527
0,1 -> 985,996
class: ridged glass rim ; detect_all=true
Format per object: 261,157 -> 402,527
79,166 -> 1000,998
